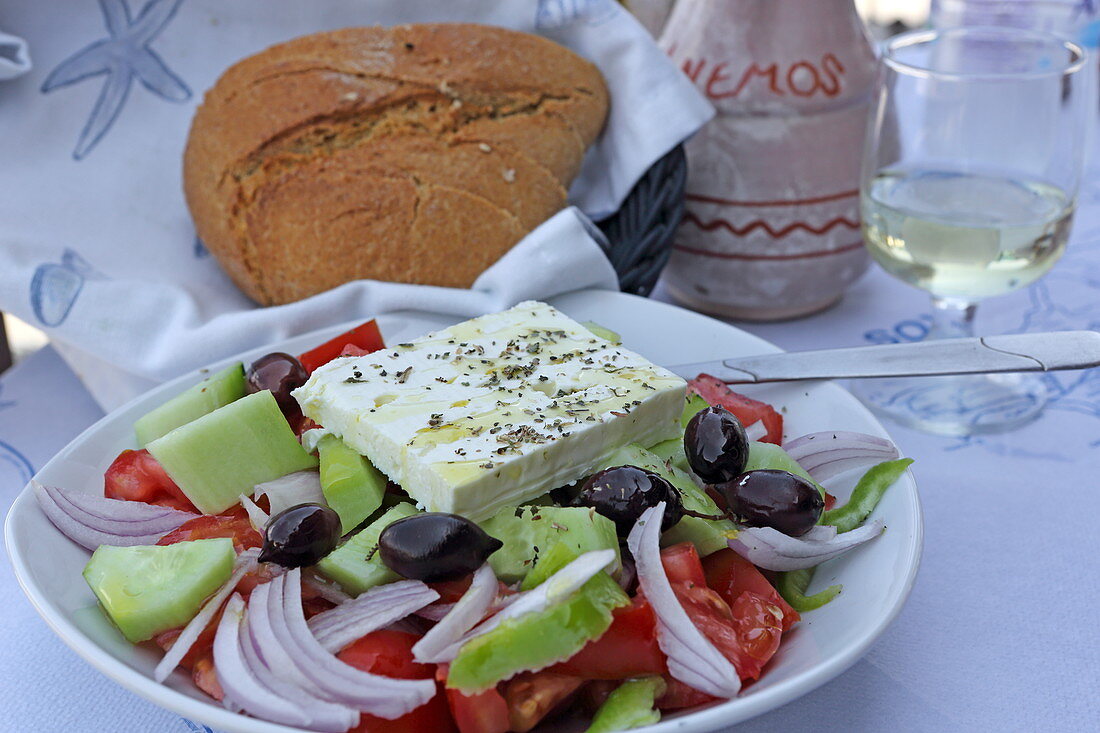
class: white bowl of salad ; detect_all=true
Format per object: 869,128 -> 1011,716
5,291 -> 922,733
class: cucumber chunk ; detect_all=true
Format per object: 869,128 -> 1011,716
318,435 -> 386,534
147,390 -> 317,514
316,503 -> 419,595
83,538 -> 235,642
134,363 -> 246,446
479,506 -> 620,583
605,444 -> 736,557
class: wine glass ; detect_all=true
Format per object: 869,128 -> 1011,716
855,26 -> 1094,436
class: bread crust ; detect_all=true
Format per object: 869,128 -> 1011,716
183,23 -> 609,305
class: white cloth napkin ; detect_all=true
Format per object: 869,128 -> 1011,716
0,0 -> 713,410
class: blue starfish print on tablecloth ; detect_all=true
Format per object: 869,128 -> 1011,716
40,0 -> 191,160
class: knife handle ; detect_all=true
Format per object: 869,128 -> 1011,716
671,331 -> 1100,384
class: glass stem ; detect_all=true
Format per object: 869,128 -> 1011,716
927,297 -> 977,340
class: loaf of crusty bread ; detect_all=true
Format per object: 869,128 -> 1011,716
183,24 -> 609,306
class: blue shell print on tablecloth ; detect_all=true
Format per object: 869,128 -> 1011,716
30,249 -> 107,327
40,0 -> 191,160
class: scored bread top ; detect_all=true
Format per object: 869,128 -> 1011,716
184,23 -> 609,305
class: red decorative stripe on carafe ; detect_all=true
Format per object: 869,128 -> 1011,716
682,211 -> 860,239
673,240 -> 865,261
685,189 -> 859,207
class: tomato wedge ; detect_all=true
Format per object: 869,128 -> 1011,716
502,671 -> 584,733
104,448 -> 196,513
156,505 -> 262,553
551,596 -> 666,679
428,575 -> 474,604
688,375 -> 784,444
299,319 -> 385,374
437,665 -> 510,733
658,676 -> 716,711
703,548 -> 799,632
340,630 -> 456,733
660,542 -> 709,586
661,543 -> 785,682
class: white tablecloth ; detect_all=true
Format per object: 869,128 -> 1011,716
4,198 -> 1100,731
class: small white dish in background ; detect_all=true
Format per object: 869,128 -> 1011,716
5,290 -> 922,733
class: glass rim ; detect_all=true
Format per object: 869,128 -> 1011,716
883,26 -> 1088,81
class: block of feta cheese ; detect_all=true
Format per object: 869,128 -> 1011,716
293,301 -> 687,521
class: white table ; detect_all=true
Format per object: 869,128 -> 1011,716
4,222 -> 1100,731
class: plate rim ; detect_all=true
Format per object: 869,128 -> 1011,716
5,289 -> 923,733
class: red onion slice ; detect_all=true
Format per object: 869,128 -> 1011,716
727,519 -> 886,571
251,575 -> 332,698
238,613 -> 360,732
801,524 -> 838,542
629,503 -> 741,699
782,432 -> 899,483
413,564 -> 497,663
270,571 -> 436,719
214,595 -> 322,729
155,548 -> 260,682
431,549 -> 617,663
33,481 -> 195,550
254,471 -> 325,516
415,602 -> 455,622
303,571 -> 352,606
46,483 -> 196,525
307,580 -> 438,653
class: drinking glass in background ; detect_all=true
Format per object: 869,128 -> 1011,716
855,26 -> 1094,436
931,0 -> 1100,45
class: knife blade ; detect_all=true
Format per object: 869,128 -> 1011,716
665,331 -> 1100,384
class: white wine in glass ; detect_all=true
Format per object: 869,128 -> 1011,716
863,169 -> 1073,300
855,27 -> 1093,436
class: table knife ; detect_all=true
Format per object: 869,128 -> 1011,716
665,331 -> 1100,384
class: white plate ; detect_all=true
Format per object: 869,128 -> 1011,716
5,290 -> 922,733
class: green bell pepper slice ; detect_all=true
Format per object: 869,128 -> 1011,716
822,458 -> 913,533
448,544 -> 628,694
776,567 -> 842,613
586,676 -> 667,732
778,457 -> 913,612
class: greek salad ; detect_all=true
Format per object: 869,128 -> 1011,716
35,301 -> 911,733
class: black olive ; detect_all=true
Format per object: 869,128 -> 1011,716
246,352 -> 308,422
573,465 -> 683,535
259,503 -> 342,568
685,406 -> 749,484
714,469 -> 824,537
378,513 -> 503,582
